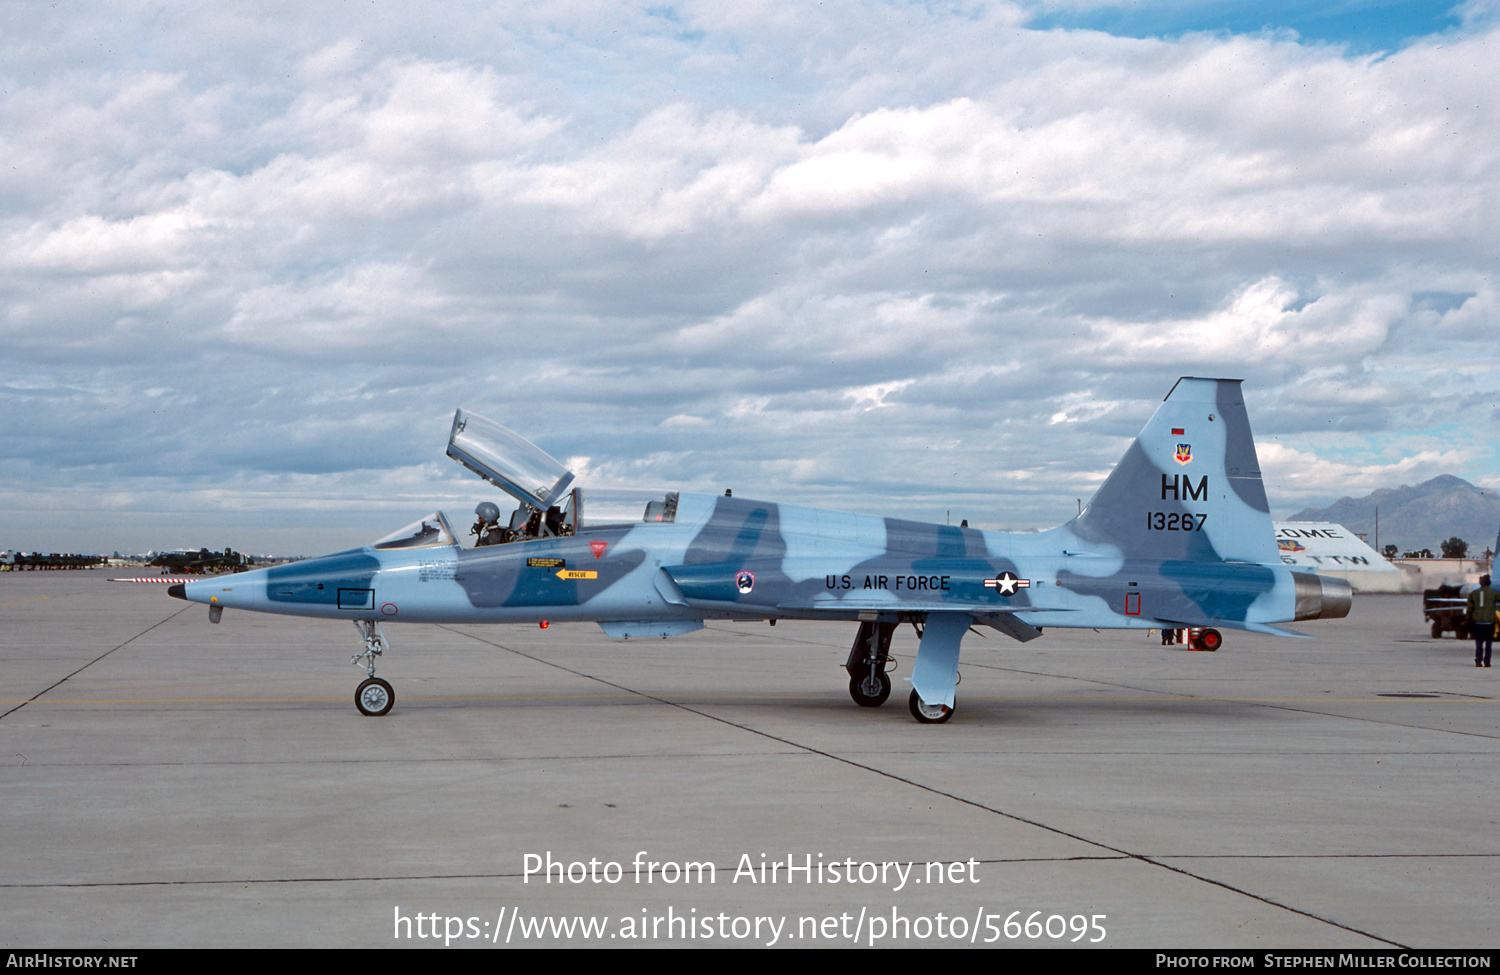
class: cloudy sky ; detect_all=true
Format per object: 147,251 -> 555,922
3,0 -> 1498,556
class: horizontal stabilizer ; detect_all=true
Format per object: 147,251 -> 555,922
1155,617 -> 1313,639
973,613 -> 1043,642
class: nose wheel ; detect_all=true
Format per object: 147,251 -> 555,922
351,620 -> 395,716
356,677 -> 394,716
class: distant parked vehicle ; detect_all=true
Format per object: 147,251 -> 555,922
1424,584 -> 1470,639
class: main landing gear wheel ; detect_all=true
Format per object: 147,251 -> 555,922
845,620 -> 897,708
356,677 -> 394,716
1197,628 -> 1222,652
849,667 -> 892,707
908,689 -> 953,724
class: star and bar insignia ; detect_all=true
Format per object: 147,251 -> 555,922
984,571 -> 1030,597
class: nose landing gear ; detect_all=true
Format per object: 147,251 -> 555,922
356,676 -> 394,716
351,620 -> 395,716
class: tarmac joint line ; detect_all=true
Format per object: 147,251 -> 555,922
440,624 -> 1408,950
0,605 -> 191,722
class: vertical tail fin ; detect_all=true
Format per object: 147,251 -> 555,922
1068,378 -> 1278,564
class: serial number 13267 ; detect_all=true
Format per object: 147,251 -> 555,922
1146,512 -> 1206,531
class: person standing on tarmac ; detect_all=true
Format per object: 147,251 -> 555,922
1467,574 -> 1497,668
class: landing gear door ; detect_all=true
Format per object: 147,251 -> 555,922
446,409 -> 575,511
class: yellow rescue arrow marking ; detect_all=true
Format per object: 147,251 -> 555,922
556,569 -> 598,581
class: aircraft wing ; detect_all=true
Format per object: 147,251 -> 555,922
774,600 -> 1061,642
772,598 -> 1076,615
654,561 -> 1054,643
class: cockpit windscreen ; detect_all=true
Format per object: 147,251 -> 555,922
371,512 -> 458,550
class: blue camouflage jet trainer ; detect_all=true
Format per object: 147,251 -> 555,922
170,377 -> 1351,723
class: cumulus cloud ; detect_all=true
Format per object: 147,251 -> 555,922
1259,442 -> 1480,508
1,1 -> 1497,553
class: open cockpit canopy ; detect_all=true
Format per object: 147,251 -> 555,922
447,409 -> 574,511
444,409 -> 681,547
576,488 -> 678,528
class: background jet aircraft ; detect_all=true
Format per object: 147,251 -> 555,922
149,547 -> 248,574
170,377 -> 1351,723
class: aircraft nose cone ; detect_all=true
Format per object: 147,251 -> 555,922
167,584 -> 186,600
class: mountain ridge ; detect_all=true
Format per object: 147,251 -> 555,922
1285,475 -> 1500,556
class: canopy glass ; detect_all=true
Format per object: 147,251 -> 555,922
446,409 -> 574,511
371,511 -> 458,550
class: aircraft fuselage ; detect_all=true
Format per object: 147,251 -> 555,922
180,491 -> 1343,633
170,378 -> 1356,721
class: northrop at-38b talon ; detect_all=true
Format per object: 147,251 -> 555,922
170,378 -> 1351,723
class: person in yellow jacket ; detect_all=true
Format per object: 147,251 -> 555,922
1468,574 -> 1497,668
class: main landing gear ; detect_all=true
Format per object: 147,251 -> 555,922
845,620 -> 895,707
845,618 -> 960,723
908,689 -> 952,724
351,620 -> 395,716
